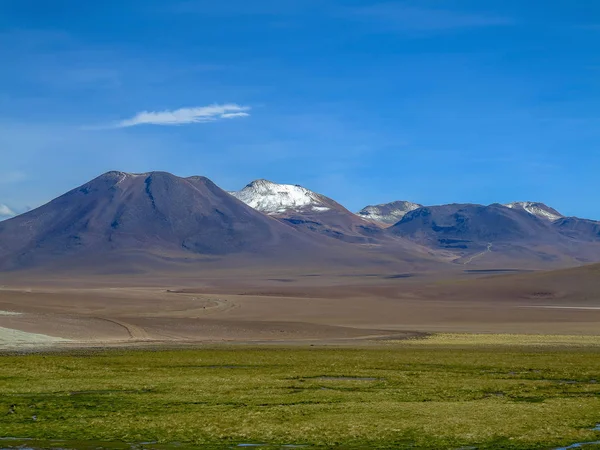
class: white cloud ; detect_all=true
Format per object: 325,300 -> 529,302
221,112 -> 251,119
0,204 -> 16,218
117,104 -> 251,128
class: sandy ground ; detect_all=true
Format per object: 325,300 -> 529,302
0,265 -> 599,349
0,266 -> 600,347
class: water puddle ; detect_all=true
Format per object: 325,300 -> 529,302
0,439 -> 308,450
235,445 -> 306,448
3,428 -> 599,450
0,438 -> 133,450
553,424 -> 600,450
554,440 -> 600,450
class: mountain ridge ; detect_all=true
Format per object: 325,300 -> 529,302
503,201 -> 563,221
390,203 -> 600,265
1,171 -> 599,273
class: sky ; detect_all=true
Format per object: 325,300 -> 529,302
0,0 -> 599,219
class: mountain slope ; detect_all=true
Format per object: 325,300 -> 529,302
391,204 -> 553,246
504,202 -> 563,221
389,203 -> 600,265
357,201 -> 423,226
0,172 -> 324,270
553,217 -> 600,241
231,179 -> 387,244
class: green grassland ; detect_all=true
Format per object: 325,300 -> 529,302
1,336 -> 600,449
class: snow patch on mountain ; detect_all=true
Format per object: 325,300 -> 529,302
504,201 -> 563,221
230,179 -> 332,215
357,201 -> 423,225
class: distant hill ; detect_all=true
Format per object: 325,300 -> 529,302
419,262 -> 600,305
357,201 -> 422,226
390,203 -> 600,265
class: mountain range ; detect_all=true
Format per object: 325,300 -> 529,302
1,171 -> 598,273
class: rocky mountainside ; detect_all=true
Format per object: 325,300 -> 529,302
357,201 -> 423,226
503,201 -> 563,221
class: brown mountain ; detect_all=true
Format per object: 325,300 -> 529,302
0,172 -> 439,274
0,171 -> 331,271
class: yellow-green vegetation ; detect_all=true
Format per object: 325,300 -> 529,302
402,333 -> 600,347
1,340 -> 600,449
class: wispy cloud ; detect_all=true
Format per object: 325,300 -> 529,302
345,3 -> 514,32
221,112 -> 251,119
0,204 -> 16,218
116,104 -> 251,128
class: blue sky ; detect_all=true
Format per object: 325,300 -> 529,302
1,0 -> 599,218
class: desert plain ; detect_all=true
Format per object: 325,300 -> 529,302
1,263 -> 600,348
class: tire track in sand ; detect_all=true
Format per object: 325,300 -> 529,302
95,317 -> 151,341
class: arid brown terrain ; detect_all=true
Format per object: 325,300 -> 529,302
1,263 -> 599,348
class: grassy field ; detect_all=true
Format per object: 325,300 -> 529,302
1,337 -> 600,449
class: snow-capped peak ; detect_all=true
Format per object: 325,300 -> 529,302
357,201 -> 422,225
504,201 -> 563,221
230,179 -> 332,215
